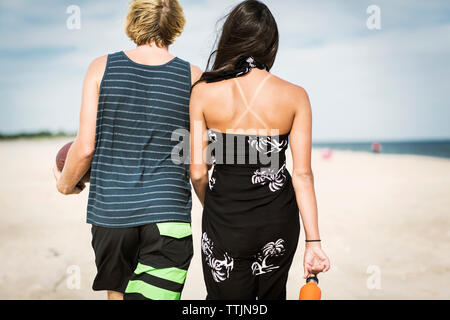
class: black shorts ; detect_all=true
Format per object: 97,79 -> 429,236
91,222 -> 193,300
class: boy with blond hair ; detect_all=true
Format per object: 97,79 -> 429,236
54,0 -> 202,300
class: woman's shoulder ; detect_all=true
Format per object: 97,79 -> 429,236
274,76 -> 310,110
270,74 -> 307,95
191,78 -> 231,99
191,73 -> 309,106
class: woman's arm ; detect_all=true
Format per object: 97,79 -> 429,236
54,56 -> 107,195
290,87 -> 330,278
189,84 -> 209,206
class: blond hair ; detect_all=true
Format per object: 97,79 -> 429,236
125,0 -> 186,47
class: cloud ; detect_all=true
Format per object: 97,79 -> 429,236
276,22 -> 450,141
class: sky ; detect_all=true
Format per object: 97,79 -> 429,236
0,0 -> 449,142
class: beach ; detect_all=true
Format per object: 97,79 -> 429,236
0,138 -> 449,300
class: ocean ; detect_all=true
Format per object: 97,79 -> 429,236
312,140 -> 450,159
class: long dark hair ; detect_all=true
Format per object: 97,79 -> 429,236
193,0 -> 279,88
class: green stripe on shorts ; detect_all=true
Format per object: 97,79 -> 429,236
125,280 -> 181,300
134,262 -> 187,284
156,222 -> 192,239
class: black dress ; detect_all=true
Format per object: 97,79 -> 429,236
201,129 -> 300,300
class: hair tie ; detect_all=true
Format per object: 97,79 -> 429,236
235,56 -> 268,77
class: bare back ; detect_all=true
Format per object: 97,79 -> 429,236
199,69 -> 303,135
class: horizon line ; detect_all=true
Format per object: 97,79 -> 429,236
0,130 -> 449,143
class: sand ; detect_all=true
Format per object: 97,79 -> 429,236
0,138 -> 449,300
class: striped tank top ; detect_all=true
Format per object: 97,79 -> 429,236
87,51 -> 192,227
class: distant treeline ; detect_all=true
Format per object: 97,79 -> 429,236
0,131 -> 76,140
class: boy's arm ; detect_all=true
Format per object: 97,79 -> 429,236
54,56 -> 107,195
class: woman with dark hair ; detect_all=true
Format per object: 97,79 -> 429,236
190,0 -> 330,299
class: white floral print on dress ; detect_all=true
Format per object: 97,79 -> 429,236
251,239 -> 286,276
251,163 -> 287,192
207,130 -> 217,165
248,136 -> 287,155
209,177 -> 216,191
207,130 -> 217,143
201,232 -> 234,283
